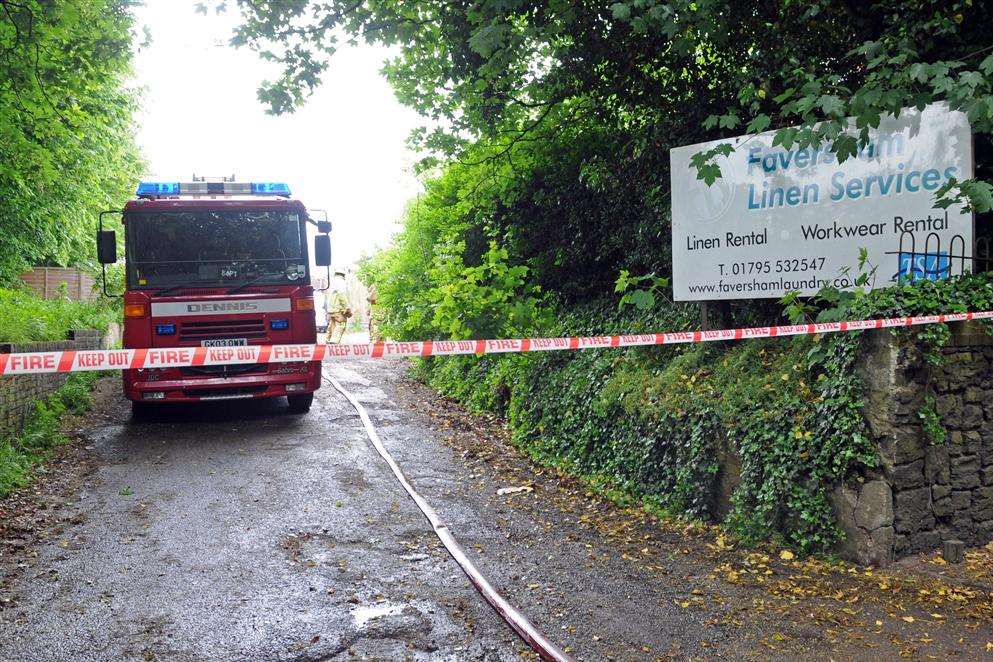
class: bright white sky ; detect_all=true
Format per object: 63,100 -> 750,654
131,1 -> 423,271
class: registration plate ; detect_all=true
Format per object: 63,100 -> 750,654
201,338 -> 248,347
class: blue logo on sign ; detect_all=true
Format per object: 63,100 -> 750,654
896,251 -> 949,283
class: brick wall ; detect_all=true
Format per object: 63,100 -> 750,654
0,329 -> 105,437
19,267 -> 96,301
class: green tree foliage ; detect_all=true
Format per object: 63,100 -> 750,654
0,0 -> 143,284
232,1 -> 992,205
230,1 -> 993,549
230,0 -> 992,302
358,138 -> 553,340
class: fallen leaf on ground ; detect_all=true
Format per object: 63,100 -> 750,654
497,486 -> 533,496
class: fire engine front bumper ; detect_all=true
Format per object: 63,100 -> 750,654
122,361 -> 322,403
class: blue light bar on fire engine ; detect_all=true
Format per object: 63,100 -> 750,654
251,182 -> 291,196
136,182 -> 181,197
135,181 -> 292,198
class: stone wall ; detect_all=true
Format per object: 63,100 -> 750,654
0,329 -> 106,437
834,321 -> 993,566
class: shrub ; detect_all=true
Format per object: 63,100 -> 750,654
408,273 -> 993,552
0,372 -> 101,498
0,287 -> 118,343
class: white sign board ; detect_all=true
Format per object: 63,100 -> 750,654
669,104 -> 974,301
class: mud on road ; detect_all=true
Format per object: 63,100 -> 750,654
1,360 -> 992,661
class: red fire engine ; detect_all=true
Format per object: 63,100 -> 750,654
96,179 -> 332,418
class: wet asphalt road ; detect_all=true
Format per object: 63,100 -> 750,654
0,363 -> 526,660
0,359 -> 834,661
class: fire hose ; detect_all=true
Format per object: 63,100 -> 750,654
326,372 -> 573,662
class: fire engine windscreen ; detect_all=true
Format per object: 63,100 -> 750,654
126,210 -> 308,290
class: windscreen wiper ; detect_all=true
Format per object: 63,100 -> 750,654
155,284 -> 186,297
155,279 -> 217,297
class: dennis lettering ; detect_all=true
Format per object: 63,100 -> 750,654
187,302 -> 260,313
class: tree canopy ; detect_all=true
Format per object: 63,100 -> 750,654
226,1 -> 992,331
232,1 -> 992,206
0,0 -> 143,284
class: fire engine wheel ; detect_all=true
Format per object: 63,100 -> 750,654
286,393 -> 314,414
131,401 -> 155,421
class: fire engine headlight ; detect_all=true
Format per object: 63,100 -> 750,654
269,318 -> 289,330
155,323 -> 176,335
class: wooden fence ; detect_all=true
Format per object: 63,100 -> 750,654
19,267 -> 96,301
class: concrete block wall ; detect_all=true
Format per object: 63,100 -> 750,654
0,329 -> 104,437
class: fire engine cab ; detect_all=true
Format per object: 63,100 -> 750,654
96,179 -> 331,418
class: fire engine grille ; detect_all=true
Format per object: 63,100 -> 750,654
178,318 -> 266,342
179,363 -> 266,377
160,287 -> 274,297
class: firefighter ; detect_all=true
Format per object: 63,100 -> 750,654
366,284 -> 379,341
325,288 -> 352,344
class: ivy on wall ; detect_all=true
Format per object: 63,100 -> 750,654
417,273 -> 993,552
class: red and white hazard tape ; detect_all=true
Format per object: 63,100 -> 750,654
2,311 -> 991,376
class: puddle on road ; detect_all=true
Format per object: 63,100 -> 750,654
353,386 -> 389,403
328,366 -> 372,386
351,602 -> 405,628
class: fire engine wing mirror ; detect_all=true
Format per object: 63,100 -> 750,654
97,230 -> 117,264
98,210 -> 123,298
314,235 -> 332,267
316,220 -> 332,234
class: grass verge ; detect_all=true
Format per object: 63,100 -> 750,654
0,287 -> 117,343
0,372 -> 102,499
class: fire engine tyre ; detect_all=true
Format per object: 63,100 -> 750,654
286,393 -> 314,414
131,401 -> 155,421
